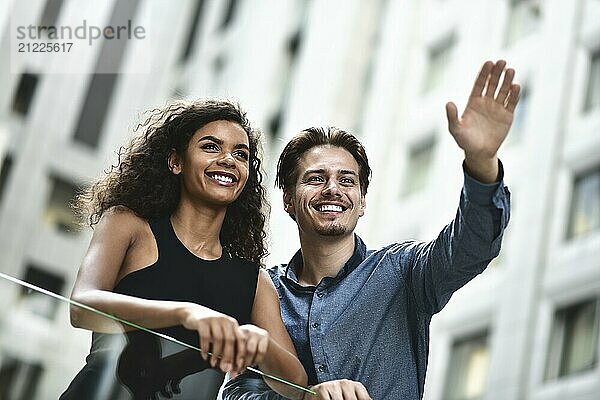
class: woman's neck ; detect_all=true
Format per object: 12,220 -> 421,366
170,199 -> 226,259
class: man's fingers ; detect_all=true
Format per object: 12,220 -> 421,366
470,60 -> 494,97
354,383 -> 372,400
484,60 -> 506,98
495,68 -> 514,104
340,384 -> 358,400
506,83 -> 521,112
314,386 -> 333,400
446,102 -> 459,134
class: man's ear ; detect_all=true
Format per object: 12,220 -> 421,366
283,191 -> 296,220
168,149 -> 183,175
359,194 -> 366,217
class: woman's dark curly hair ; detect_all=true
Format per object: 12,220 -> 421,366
76,99 -> 268,265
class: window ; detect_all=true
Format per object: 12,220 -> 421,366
546,298 -> 599,379
507,86 -> 528,143
72,0 -> 141,148
402,137 -> 436,197
11,73 -> 40,116
567,166 -> 600,239
0,355 -> 43,400
0,154 -> 14,203
39,0 -> 65,27
288,29 -> 302,59
179,0 -> 206,62
444,331 -> 490,400
268,28 -> 304,139
19,264 -> 65,319
219,0 -> 239,30
268,110 -> 283,138
43,174 -> 82,234
584,49 -> 600,111
423,35 -> 455,93
505,0 -> 541,45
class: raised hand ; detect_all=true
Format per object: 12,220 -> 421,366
445,60 -> 520,182
303,379 -> 372,400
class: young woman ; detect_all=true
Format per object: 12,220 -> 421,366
60,99 -> 307,399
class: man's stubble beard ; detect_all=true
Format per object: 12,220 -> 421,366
314,222 -> 347,236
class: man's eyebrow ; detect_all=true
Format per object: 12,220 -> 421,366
302,168 -> 358,176
198,135 -> 249,150
303,168 -> 326,176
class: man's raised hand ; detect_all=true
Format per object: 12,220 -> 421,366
446,60 -> 520,183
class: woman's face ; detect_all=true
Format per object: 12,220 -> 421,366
171,120 -> 251,207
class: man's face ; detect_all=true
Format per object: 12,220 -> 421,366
284,145 -> 365,239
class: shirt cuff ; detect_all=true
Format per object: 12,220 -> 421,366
462,159 -> 505,205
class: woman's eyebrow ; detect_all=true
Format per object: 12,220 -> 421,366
197,135 -> 223,144
197,136 -> 249,150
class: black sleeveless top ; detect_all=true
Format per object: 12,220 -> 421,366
61,217 -> 260,400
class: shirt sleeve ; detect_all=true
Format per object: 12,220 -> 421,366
403,159 -> 511,315
222,373 -> 290,400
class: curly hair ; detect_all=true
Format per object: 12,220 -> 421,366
76,99 -> 268,265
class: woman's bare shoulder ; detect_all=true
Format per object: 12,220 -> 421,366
94,206 -> 149,238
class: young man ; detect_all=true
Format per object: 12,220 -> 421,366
223,60 -> 519,400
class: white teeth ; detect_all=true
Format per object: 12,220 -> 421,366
211,174 -> 233,184
319,204 -> 343,212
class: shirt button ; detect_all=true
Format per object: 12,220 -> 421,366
318,364 -> 327,373
312,322 -> 319,329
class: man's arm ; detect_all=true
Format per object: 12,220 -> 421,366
405,60 -> 518,314
222,374 -> 372,400
222,373 -> 287,400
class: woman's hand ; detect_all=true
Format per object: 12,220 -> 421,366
180,304 -> 243,373
179,305 -> 271,375
234,324 -> 270,374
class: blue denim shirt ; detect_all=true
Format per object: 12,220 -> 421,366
223,165 -> 510,400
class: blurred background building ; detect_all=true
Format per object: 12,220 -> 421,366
0,0 -> 599,399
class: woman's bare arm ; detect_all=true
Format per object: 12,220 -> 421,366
244,269 -> 308,399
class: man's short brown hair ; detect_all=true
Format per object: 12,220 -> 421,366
276,127 -> 371,195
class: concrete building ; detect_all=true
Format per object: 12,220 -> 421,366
0,0 -> 598,399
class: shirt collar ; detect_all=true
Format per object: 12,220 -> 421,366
284,234 -> 367,289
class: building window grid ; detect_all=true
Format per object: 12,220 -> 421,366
11,73 -> 40,117
506,85 -> 528,144
401,136 -> 436,197
0,154 -> 14,203
0,355 -> 43,400
584,48 -> 600,112
43,174 -> 83,234
545,298 -> 599,380
504,0 -> 542,46
423,35 -> 455,93
444,331 -> 490,400
567,166 -> 600,239
179,0 -> 206,62
19,264 -> 65,320
38,0 -> 65,28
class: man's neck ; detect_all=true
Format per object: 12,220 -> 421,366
296,233 -> 355,286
